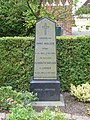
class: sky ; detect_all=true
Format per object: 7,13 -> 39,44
76,0 -> 87,8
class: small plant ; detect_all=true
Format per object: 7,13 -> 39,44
8,104 -> 38,120
70,82 -> 90,102
40,107 -> 67,120
87,108 -> 90,116
0,86 -> 37,111
8,106 -> 67,120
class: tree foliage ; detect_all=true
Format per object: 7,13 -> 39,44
23,0 -> 48,36
73,0 -> 79,5
0,0 -> 49,36
0,0 -> 72,36
75,4 -> 90,15
0,0 -> 27,37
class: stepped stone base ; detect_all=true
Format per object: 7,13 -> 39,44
30,80 -> 60,101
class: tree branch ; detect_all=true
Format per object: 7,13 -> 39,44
27,0 -> 38,20
35,0 -> 43,17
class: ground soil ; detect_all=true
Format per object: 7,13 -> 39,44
34,92 -> 90,117
59,92 -> 90,117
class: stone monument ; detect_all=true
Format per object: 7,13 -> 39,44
30,17 -> 60,101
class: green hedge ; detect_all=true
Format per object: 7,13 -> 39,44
0,37 -> 34,91
57,36 -> 90,91
0,36 -> 90,91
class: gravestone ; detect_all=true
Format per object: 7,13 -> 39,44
30,17 -> 60,101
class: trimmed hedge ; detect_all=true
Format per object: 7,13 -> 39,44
0,37 -> 34,91
57,36 -> 90,91
0,36 -> 90,91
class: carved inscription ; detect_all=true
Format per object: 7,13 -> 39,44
34,18 -> 57,80
42,23 -> 49,35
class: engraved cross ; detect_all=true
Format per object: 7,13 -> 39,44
42,23 -> 49,35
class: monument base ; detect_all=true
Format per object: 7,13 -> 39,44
30,80 -> 60,101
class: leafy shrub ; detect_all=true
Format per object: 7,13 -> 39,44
8,106 -> 67,120
0,86 -> 37,110
70,82 -> 90,102
0,86 -> 67,120
8,104 -> 38,120
40,107 -> 67,120
87,108 -> 90,116
0,36 -> 90,91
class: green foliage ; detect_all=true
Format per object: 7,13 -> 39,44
0,0 -> 72,37
23,2 -> 47,36
0,0 -> 54,36
0,36 -> 90,91
72,20 -> 76,27
87,108 -> 90,116
0,86 -> 15,110
0,0 -> 48,36
0,0 -> 27,37
0,86 -> 37,110
40,107 -> 67,120
70,82 -> 90,102
73,0 -> 79,5
0,86 -> 67,120
8,104 -> 38,120
8,106 -> 67,120
75,5 -> 90,15
0,37 -> 34,91
57,36 -> 90,91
